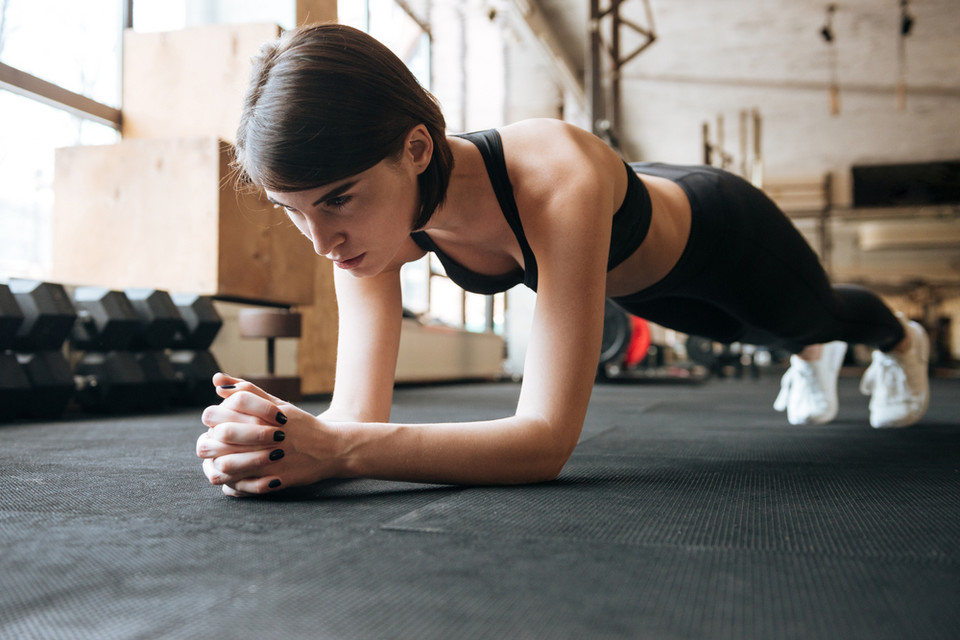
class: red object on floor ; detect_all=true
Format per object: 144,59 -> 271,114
624,316 -> 651,367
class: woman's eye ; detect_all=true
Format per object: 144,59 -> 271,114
326,196 -> 351,209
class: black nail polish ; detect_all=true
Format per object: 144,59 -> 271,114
269,449 -> 285,461
269,479 -> 282,489
273,430 -> 286,442
219,384 -> 236,389
276,412 -> 287,425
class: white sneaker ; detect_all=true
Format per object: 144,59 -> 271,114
860,318 -> 930,428
774,341 -> 847,424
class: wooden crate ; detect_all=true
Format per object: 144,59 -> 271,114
51,137 -> 317,306
121,23 -> 283,143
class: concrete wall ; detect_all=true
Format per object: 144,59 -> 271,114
618,0 -> 960,176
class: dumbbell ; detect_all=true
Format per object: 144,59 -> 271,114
72,287 -> 141,351
171,293 -> 223,350
3,280 -> 77,420
126,289 -> 190,410
0,352 -> 30,421
0,283 -> 23,348
0,283 -> 29,421
238,307 -> 302,402
168,293 -> 223,407
72,289 -> 223,411
71,287 -> 184,413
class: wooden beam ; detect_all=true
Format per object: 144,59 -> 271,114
0,61 -> 121,129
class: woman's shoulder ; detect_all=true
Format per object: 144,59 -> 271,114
499,118 -> 594,153
498,119 -> 622,203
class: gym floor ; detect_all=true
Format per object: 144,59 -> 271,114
1,373 -> 958,639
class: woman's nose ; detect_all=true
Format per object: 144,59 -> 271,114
305,217 -> 343,257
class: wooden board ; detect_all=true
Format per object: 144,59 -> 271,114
51,137 -> 317,306
121,23 -> 283,142
296,258 -> 339,395
296,0 -> 338,26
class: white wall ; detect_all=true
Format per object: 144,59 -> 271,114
618,0 -> 960,177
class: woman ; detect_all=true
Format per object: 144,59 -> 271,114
196,24 -> 929,497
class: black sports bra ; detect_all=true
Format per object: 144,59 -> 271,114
410,129 -> 652,294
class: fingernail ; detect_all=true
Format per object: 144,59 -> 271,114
276,412 -> 287,425
273,430 -> 286,442
219,384 -> 236,389
269,479 -> 282,489
269,449 -> 284,461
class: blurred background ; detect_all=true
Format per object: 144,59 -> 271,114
1,0 -> 958,393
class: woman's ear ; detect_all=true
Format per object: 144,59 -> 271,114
405,124 -> 434,176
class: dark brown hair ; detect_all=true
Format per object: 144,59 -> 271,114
234,23 -> 454,230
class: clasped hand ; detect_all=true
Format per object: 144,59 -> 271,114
196,372 -> 333,497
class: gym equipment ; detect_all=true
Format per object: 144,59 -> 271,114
169,294 -> 223,407
238,308 -> 302,401
74,351 -> 148,414
0,353 -> 30,421
71,287 -> 141,351
1,281 -> 227,417
18,351 -> 76,419
70,287 -> 154,413
8,280 -> 77,352
599,300 -> 633,371
686,336 -> 769,380
124,289 -> 189,410
0,284 -> 24,349
171,293 -> 223,350
125,289 -> 187,349
598,301 -> 708,384
168,350 -> 221,406
5,281 -> 78,419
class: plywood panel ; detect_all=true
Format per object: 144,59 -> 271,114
297,257 -> 338,395
214,141 -> 318,304
296,0 -> 338,26
52,138 -> 220,294
122,23 -> 283,142
51,138 -> 316,305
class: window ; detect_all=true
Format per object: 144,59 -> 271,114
0,0 -> 122,278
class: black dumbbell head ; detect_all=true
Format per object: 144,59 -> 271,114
72,287 -> 142,351
125,289 -> 187,350
169,349 -> 221,406
9,281 -> 77,352
74,351 -> 147,414
18,351 -> 75,419
170,294 -> 223,350
0,353 -> 31,421
0,283 -> 25,351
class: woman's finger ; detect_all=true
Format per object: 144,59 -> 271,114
229,475 -> 284,496
212,448 -> 285,485
207,421 -> 286,447
221,483 -> 252,498
196,430 -> 277,459
212,373 -> 283,405
201,390 -> 288,429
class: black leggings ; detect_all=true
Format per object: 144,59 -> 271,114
612,163 -> 904,354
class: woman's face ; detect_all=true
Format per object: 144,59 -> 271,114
265,155 -> 421,278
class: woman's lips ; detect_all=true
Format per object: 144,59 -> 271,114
333,253 -> 365,270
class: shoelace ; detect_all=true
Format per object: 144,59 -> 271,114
861,353 -> 911,401
774,362 -> 827,413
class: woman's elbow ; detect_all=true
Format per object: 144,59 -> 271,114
525,419 -> 580,483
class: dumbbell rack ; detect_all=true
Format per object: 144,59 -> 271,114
0,280 -> 224,421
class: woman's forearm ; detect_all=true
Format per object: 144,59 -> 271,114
326,414 -> 575,485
